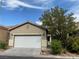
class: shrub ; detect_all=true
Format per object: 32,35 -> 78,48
51,39 -> 62,54
0,42 -> 6,49
67,37 -> 79,53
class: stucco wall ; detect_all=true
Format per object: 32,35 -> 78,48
9,24 -> 47,49
76,22 -> 79,30
0,28 -> 9,44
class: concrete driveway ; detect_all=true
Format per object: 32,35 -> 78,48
1,48 -> 41,56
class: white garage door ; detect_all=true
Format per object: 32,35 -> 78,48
14,36 -> 41,48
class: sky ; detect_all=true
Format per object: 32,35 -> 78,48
0,0 -> 79,26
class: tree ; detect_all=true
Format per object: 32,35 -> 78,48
40,7 -> 77,47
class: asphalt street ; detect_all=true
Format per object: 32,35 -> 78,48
0,56 -> 60,59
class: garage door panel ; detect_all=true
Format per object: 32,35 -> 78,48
14,36 -> 41,48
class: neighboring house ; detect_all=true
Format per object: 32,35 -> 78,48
0,26 -> 9,44
76,22 -> 79,29
8,22 -> 51,52
73,22 -> 79,36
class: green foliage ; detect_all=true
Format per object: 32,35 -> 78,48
0,42 -> 6,49
40,6 -> 77,48
51,39 -> 62,54
67,37 -> 79,53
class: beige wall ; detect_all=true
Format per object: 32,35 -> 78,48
76,22 -> 79,30
9,24 -> 47,49
0,29 -> 9,44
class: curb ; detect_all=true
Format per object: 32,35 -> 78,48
34,55 -> 79,59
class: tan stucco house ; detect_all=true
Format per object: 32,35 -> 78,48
0,22 -> 52,53
8,22 -> 51,52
